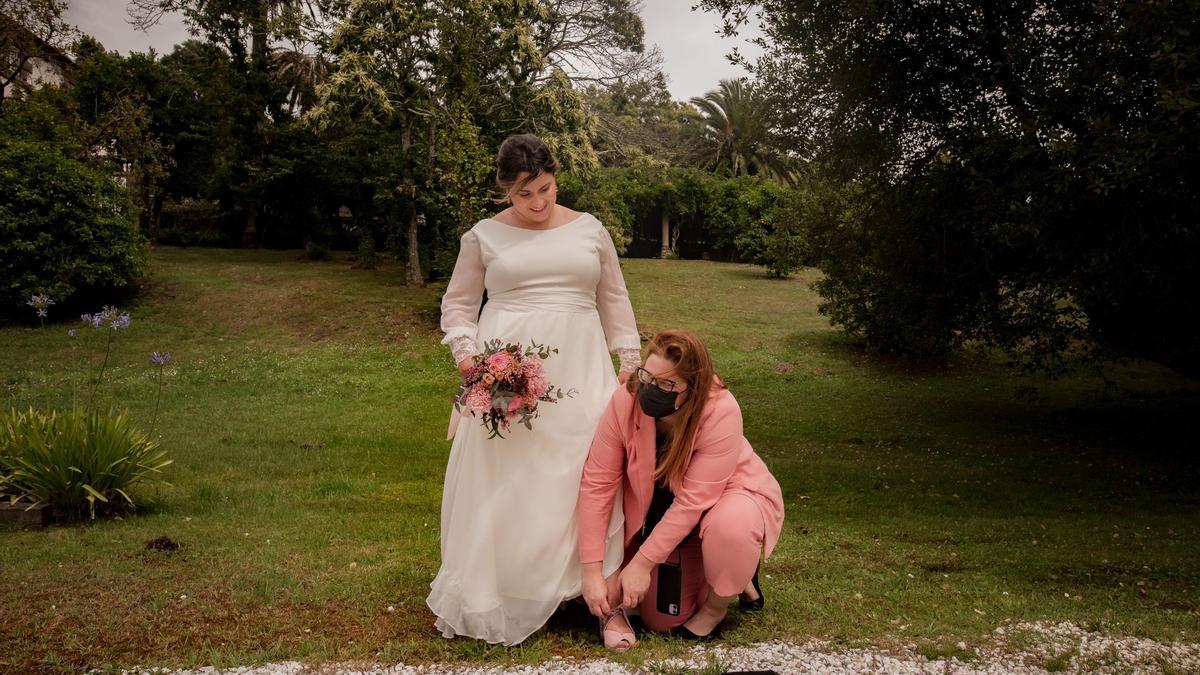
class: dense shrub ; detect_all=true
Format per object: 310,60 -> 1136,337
0,138 -> 147,314
562,165 -> 805,272
157,198 -> 228,247
738,189 -> 815,278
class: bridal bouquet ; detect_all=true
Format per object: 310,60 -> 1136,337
454,339 -> 577,439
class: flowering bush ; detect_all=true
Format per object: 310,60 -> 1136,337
0,302 -> 176,523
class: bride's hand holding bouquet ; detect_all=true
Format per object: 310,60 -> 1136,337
454,339 -> 576,439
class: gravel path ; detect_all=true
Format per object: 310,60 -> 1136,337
123,622 -> 1200,675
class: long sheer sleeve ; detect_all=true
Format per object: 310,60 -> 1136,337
440,230 -> 485,363
596,226 -> 641,367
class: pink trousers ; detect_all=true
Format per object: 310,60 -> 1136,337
632,491 -> 766,632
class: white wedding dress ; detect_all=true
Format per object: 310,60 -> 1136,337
428,212 -> 638,645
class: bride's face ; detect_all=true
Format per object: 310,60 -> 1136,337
508,171 -> 558,224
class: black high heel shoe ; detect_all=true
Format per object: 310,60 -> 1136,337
671,619 -> 725,641
738,565 -> 765,613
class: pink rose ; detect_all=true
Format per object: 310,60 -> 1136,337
487,351 -> 515,375
481,373 -> 496,386
507,396 -> 525,414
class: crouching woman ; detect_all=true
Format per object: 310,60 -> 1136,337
577,329 -> 785,648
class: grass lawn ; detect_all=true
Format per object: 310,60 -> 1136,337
1,246 -> 1198,673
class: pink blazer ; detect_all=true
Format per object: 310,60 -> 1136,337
578,384 -> 785,565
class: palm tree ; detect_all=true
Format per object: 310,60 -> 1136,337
689,78 -> 795,184
269,48 -> 327,114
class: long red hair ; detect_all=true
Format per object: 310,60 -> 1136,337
625,329 -> 727,491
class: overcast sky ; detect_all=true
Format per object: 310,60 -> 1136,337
63,0 -> 762,102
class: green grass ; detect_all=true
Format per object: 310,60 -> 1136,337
1,246 -> 1198,673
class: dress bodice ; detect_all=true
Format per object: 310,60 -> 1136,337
473,214 -> 604,313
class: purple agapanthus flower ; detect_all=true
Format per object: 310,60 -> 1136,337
151,351 -> 173,366
26,294 -> 54,310
68,329 -> 77,337
81,306 -> 131,330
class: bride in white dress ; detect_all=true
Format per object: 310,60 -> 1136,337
427,134 -> 640,645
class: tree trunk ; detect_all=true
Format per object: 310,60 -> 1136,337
242,205 -> 258,248
149,189 -> 164,244
240,0 -> 271,247
138,174 -> 152,235
406,211 -> 423,286
660,209 -> 671,258
250,1 -> 269,70
401,121 -> 424,286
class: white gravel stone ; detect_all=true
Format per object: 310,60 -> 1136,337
118,621 -> 1200,675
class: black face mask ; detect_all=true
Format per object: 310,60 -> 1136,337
637,382 -> 680,418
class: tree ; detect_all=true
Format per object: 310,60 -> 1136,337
128,0 -> 321,245
0,0 -> 74,110
583,72 -> 709,168
534,0 -> 662,85
689,78 -> 795,184
71,37 -> 173,240
307,0 -> 601,285
702,0 -> 1200,378
0,90 -> 147,311
156,40 -> 240,202
269,47 -> 326,114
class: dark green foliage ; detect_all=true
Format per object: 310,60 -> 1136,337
353,229 -> 379,270
158,198 -> 226,247
561,164 -> 803,270
703,0 -> 1200,376
750,190 -> 812,278
156,40 -> 241,201
0,134 -> 147,313
70,37 -> 174,239
301,241 -> 332,261
583,74 -> 710,169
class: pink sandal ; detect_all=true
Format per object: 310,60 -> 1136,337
600,606 -> 638,651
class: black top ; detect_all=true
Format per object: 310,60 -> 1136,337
642,431 -> 676,538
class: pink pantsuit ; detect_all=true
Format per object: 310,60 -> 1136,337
578,383 -> 785,630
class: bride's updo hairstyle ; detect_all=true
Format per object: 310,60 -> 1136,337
495,134 -> 560,198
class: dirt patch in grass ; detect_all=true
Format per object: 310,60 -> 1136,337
0,575 -> 435,674
0,571 -> 631,673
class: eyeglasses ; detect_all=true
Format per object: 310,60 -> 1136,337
636,367 -> 678,393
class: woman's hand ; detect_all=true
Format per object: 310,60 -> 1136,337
456,357 -> 475,376
617,370 -> 631,385
620,553 -> 654,609
581,564 -> 611,618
